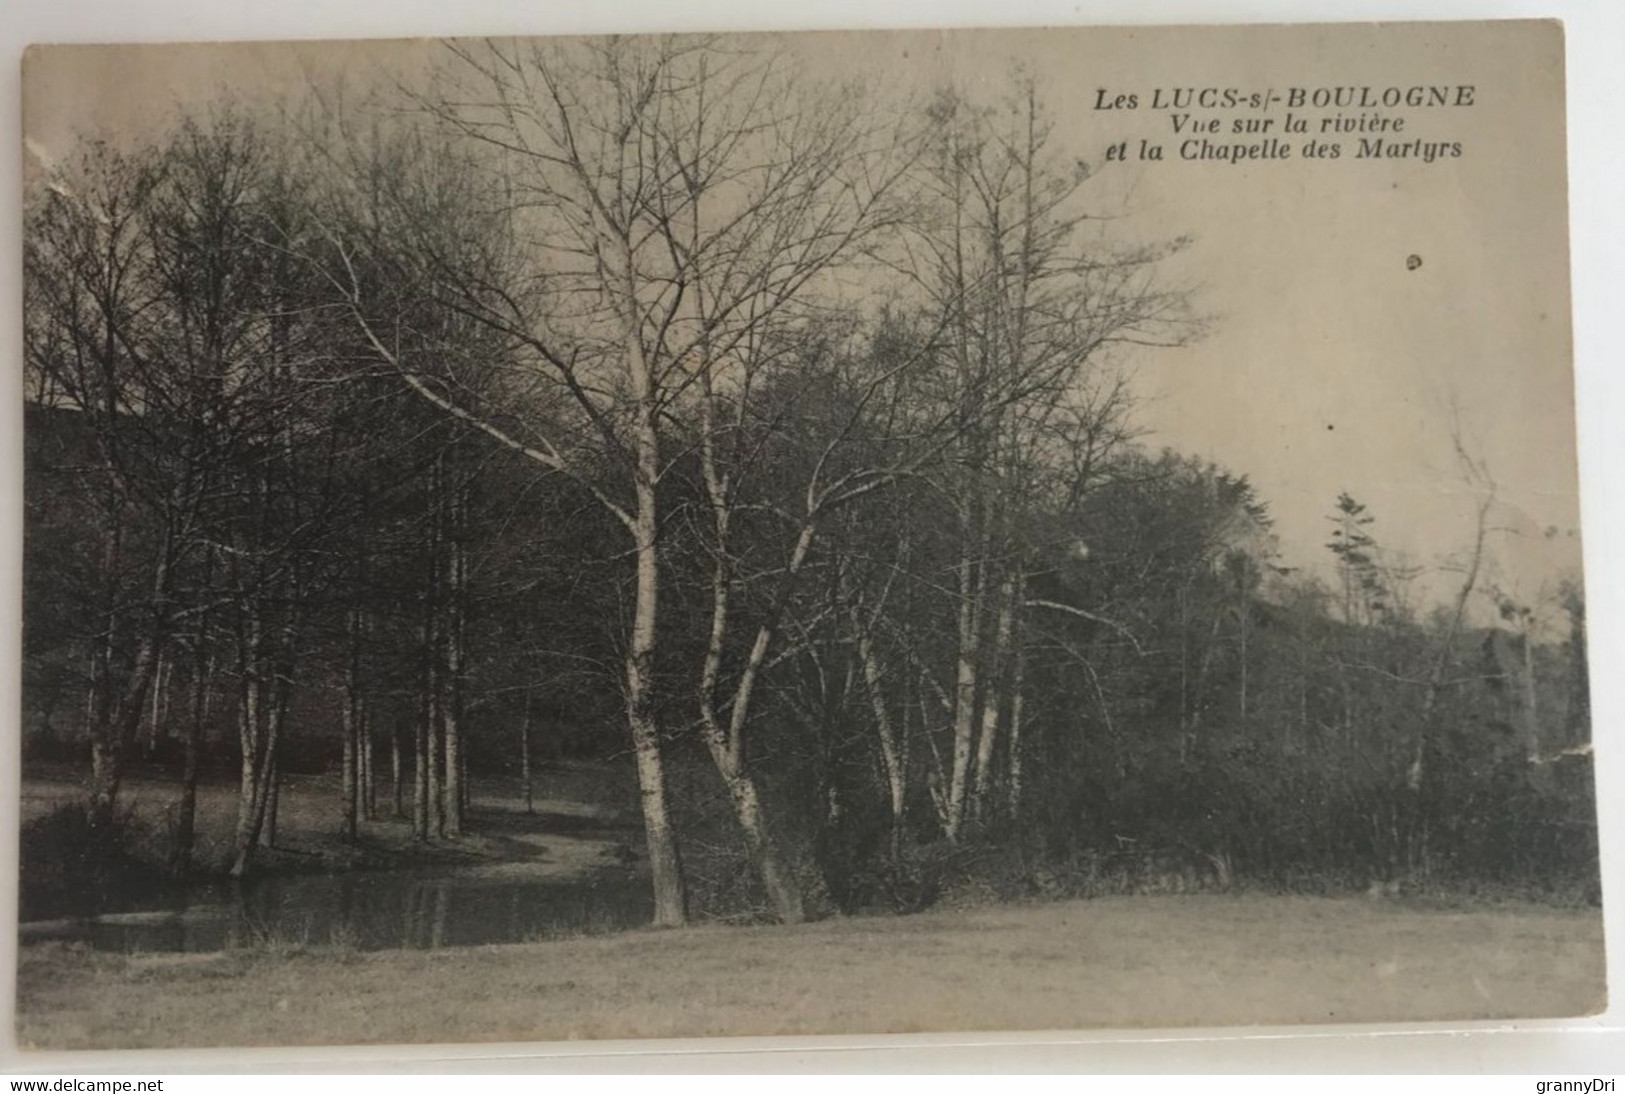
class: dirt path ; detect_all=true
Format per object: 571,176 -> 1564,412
23,770 -> 640,889
433,801 -> 637,882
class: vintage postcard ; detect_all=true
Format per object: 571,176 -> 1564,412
14,20 -> 1602,1053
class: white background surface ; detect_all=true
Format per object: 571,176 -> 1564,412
0,0 -> 1620,1075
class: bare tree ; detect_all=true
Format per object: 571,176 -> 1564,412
25,141 -> 172,818
880,81 -> 1190,840
317,35 -> 918,922
1398,427 -> 1497,878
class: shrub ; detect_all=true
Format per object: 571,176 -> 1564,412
19,801 -> 171,921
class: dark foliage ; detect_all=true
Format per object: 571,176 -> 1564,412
20,803 -> 171,921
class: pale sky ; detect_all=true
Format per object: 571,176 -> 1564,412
21,22 -> 1582,613
899,22 -> 1578,609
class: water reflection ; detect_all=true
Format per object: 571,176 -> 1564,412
22,868 -> 652,954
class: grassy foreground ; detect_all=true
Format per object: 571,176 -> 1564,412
16,894 -> 1605,1051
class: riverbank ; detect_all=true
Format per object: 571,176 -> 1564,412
20,764 -> 639,921
15,893 -> 1606,1051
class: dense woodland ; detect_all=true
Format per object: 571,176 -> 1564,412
20,36 -> 1597,927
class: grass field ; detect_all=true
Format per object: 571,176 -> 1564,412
15,893 -> 1606,1051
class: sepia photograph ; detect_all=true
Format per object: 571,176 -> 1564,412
10,16 -> 1606,1056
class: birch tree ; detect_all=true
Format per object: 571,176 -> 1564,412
24,143 -> 169,819
319,36 -> 917,922
887,82 -> 1190,841
24,118 -> 303,825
